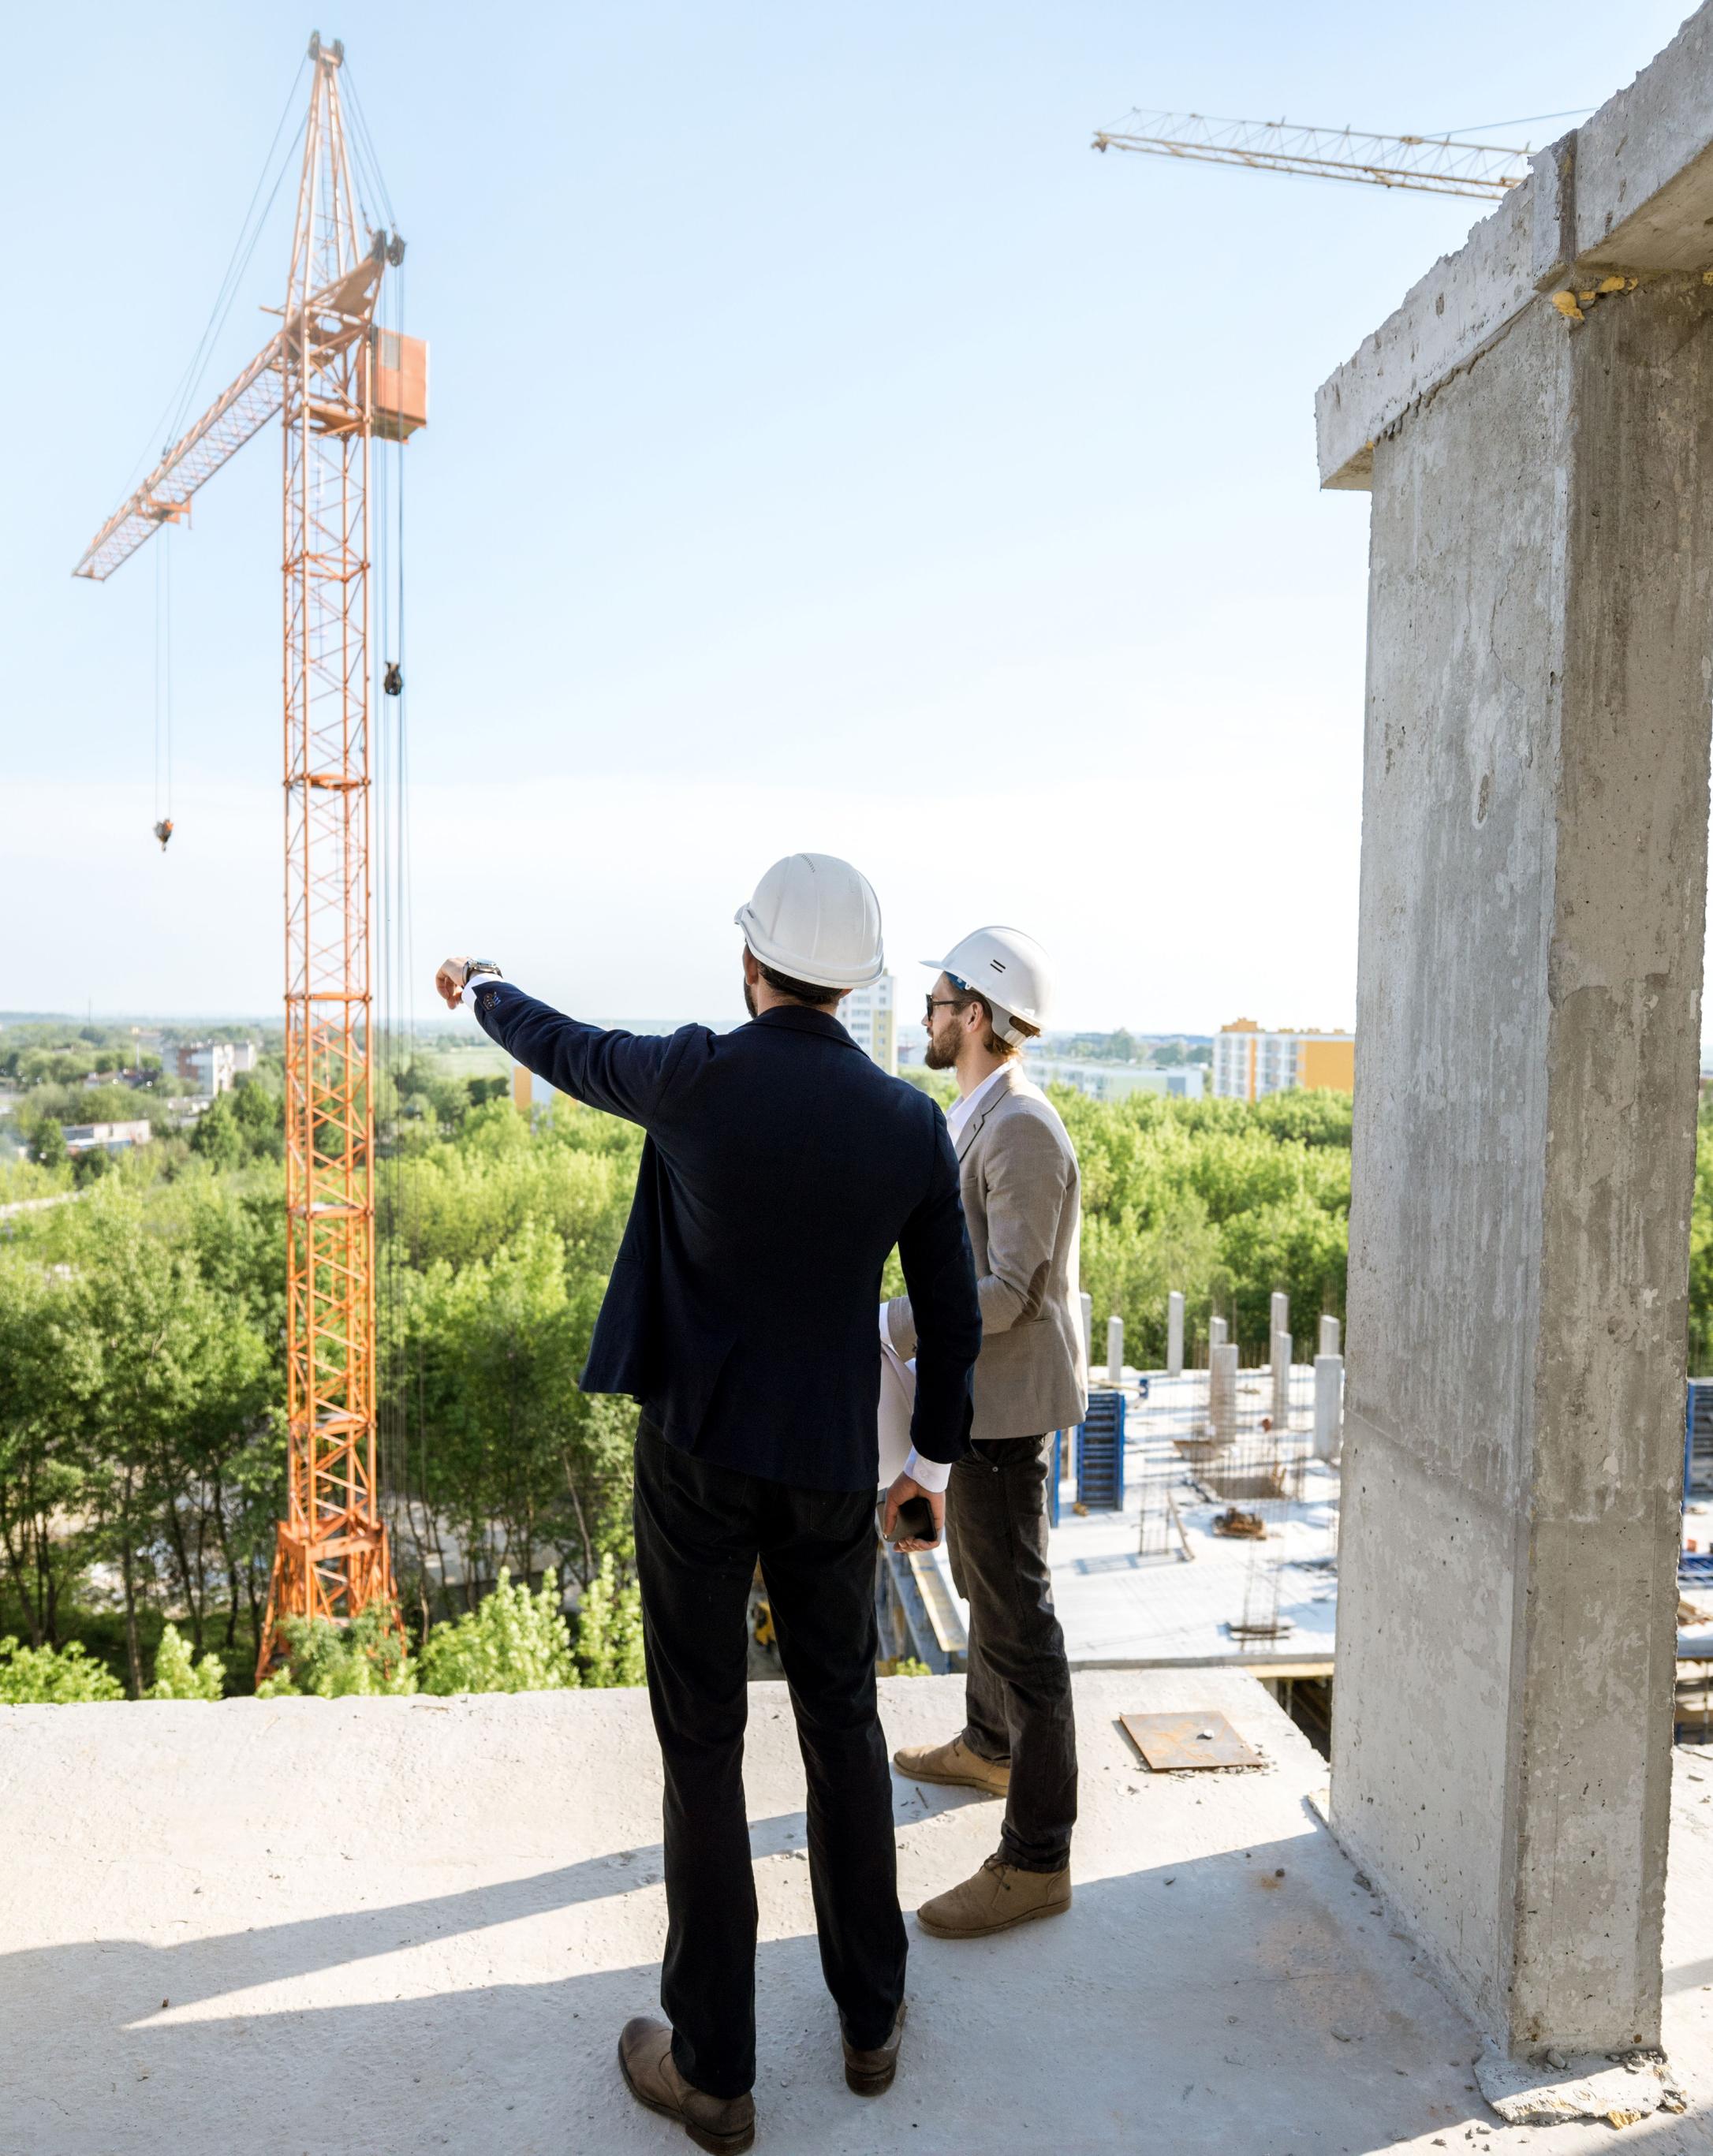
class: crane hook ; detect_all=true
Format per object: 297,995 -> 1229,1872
383,662 -> 403,697
152,818 -> 174,853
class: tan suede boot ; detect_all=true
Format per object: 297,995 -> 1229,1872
618,2018 -> 756,2153
891,1733 -> 1010,1796
916,1853 -> 1071,1939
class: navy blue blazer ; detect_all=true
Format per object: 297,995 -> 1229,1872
467,980 -> 982,1491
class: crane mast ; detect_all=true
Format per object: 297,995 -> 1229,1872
75,34 -> 427,1680
271,35 -> 394,1677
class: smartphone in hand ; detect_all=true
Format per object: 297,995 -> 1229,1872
886,1494 -> 940,1548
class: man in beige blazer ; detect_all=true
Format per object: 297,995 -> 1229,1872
881,926 -> 1087,1938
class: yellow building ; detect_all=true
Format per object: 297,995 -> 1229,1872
1213,1018 -> 1354,1102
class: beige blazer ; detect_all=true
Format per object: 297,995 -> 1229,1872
884,1064 -> 1088,1442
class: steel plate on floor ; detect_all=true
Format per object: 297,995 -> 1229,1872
1120,1710 -> 1260,1770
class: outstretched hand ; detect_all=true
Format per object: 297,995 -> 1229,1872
435,957 -> 473,1010
883,1472 -> 944,1554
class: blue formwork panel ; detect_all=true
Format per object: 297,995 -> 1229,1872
1681,1550 -> 1713,1584
1048,1430 -> 1062,1528
1076,1391 -> 1125,1511
1687,1380 -> 1713,1504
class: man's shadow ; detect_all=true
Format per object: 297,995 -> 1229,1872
10,1796 -> 1692,2156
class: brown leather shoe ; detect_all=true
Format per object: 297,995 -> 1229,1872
891,1733 -> 1010,1796
916,1853 -> 1071,1939
841,2000 -> 906,2095
617,2018 -> 756,2153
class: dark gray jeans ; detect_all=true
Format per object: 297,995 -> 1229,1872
944,1434 -> 1078,1872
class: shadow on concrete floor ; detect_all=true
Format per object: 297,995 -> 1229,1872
3,1676 -> 1708,2156
6,1833 -> 1710,2156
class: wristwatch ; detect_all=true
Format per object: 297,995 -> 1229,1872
461,960 -> 502,993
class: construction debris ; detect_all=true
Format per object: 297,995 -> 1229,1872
1474,2042 -> 1685,2128
1119,1709 -> 1261,1771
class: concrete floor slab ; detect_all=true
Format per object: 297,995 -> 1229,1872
1,1671 -> 1708,2155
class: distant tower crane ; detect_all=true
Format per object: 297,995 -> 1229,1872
74,33 -> 428,1680
1091,112 -> 1532,201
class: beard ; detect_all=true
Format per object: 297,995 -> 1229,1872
743,975 -> 757,1020
924,1020 -> 958,1072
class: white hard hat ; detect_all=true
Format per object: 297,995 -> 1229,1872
923,926 -> 1054,1043
735,853 -> 886,991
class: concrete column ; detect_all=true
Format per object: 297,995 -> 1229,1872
1106,1315 -> 1124,1387
1079,1292 -> 1092,1370
1207,1314 -> 1227,1355
1318,1314 -> 1341,1360
1312,1354 -> 1342,1461
1269,1289 -> 1289,1352
1208,1343 -> 1238,1444
1316,46 -> 1713,2057
1271,1334 -> 1291,1430
1166,1291 -> 1185,1378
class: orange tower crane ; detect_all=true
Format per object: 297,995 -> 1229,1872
73,33 -> 427,1680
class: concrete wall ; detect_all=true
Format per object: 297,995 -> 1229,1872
1333,276 -> 1713,2053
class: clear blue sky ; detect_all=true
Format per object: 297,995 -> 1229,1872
2,1 -> 1695,1028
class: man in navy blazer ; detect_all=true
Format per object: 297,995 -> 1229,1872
435,852 -> 980,2149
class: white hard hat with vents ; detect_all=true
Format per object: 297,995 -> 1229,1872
735,853 -> 886,992
924,925 -> 1054,1043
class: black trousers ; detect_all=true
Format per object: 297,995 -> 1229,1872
632,1419 -> 907,2100
944,1434 -> 1078,1872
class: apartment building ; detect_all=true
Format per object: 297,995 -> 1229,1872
1213,1019 -> 1354,1102
172,1040 -> 259,1098
842,975 -> 897,1074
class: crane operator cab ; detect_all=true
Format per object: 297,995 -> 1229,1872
370,326 -> 427,442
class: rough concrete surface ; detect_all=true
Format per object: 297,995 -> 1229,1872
1334,268 -> 1713,2056
1573,3 -> 1713,271
2,1672 -> 1710,2156
1314,179 -> 1532,490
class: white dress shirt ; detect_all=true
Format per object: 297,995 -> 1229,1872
943,1062 -> 1009,1149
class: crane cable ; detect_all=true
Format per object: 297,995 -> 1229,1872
371,216 -> 421,1592
152,530 -> 174,852
345,65 -> 431,1620
341,61 -> 397,233
140,64 -> 308,857
121,64 -> 308,508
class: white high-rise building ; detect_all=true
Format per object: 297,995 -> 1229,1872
843,975 -> 897,1074
171,1039 -> 260,1098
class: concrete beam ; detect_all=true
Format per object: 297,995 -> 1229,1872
1316,2 -> 1713,491
1576,5 -> 1713,271
1316,182 -> 1536,491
